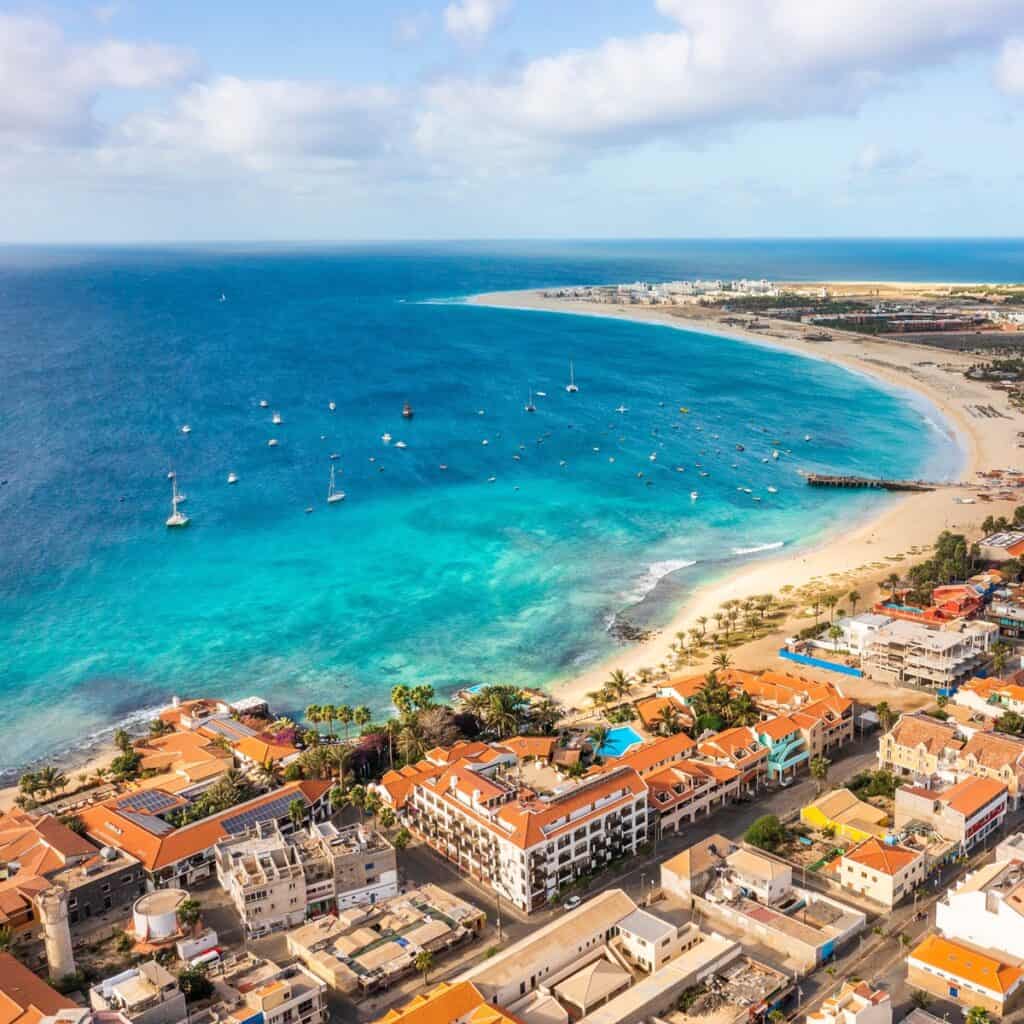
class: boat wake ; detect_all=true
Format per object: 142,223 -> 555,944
732,541 -> 785,556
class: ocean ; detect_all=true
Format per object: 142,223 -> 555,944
1,238 -> 999,774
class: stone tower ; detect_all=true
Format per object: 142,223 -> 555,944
36,885 -> 75,981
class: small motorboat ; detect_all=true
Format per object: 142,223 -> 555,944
439,464 -> 448,470
690,491 -> 699,500
402,401 -> 414,419
329,452 -> 340,460
735,443 -> 745,452
804,434 -> 812,442
524,389 -> 536,413
615,405 -> 628,414
227,472 -> 238,484
488,476 -> 496,483
272,411 -> 282,425
268,438 -> 279,447
395,440 -> 408,449
219,293 -> 227,303
566,361 -> 579,393
772,450 -> 780,459
536,391 -> 547,397
382,433 -> 393,444
481,439 -> 489,446
181,424 -> 192,434
305,507 -> 313,514
259,399 -> 269,408
649,452 -> 657,461
328,401 -> 336,412
767,485 -> 778,494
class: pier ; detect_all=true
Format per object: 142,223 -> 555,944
804,473 -> 937,492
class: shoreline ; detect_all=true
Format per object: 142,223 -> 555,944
3,283 -> 1018,810
467,289 -> 1019,712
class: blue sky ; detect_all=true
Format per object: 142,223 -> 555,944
3,0 -> 1024,241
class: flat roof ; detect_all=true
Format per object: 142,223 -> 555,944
618,908 -> 675,944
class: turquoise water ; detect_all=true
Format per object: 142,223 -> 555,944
0,242 -> 975,774
597,726 -> 646,759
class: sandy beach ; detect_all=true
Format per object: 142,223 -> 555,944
469,289 -> 1023,712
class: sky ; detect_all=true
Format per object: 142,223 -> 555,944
3,0 -> 1024,242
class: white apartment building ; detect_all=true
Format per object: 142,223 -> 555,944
400,757 -> 647,913
806,981 -> 892,1024
863,620 -> 996,689
89,963 -> 185,1024
936,857 -> 1024,959
215,821 -> 397,938
208,956 -> 327,1024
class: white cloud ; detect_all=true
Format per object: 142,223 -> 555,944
121,76 -> 404,173
0,14 -> 194,148
996,36 -> 1024,94
853,143 -> 919,174
443,0 -> 510,44
418,0 -> 1024,170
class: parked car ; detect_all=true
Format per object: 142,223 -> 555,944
564,895 -> 582,910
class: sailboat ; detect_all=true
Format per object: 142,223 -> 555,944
402,401 -> 414,419
524,390 -> 536,413
566,361 -> 579,393
327,464 -> 345,504
272,411 -> 282,425
166,475 -> 190,527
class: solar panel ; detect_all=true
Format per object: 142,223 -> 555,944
121,810 -> 176,835
221,792 -> 302,835
119,790 -> 179,814
204,719 -> 257,739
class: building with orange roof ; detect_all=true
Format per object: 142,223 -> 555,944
634,695 -> 693,734
374,981 -> 518,1024
954,677 -> 1024,720
130,730 -> 232,798
839,837 -> 927,908
790,694 -> 854,755
196,953 -> 326,1024
895,778 -> 1008,853
495,736 -> 556,762
755,716 -> 809,781
0,951 -> 75,1024
696,726 -> 767,792
806,980 -> 892,1024
957,731 -> 1024,808
907,934 -> 1023,1016
401,751 -> 647,912
610,731 -> 695,778
644,759 -> 740,834
0,810 -> 144,958
78,779 -> 331,889
877,712 -> 964,778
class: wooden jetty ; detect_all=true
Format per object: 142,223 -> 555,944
805,473 -> 937,492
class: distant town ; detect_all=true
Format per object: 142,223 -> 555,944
6,510 -> 1024,1024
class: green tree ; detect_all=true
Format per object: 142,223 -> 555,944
353,705 -> 372,733
392,827 -> 412,850
176,898 -> 202,931
847,590 -> 861,616
414,950 -> 434,987
727,691 -> 760,727
745,814 -> 786,851
712,651 -> 732,672
606,669 -> 634,699
656,704 -> 683,736
391,685 -> 413,720
178,965 -> 214,1002
828,625 -> 843,651
288,797 -> 306,831
996,710 -> 1024,736
910,991 -> 932,1010
0,924 -> 11,952
875,701 -> 896,732
966,1008 -> 990,1024
809,755 -> 831,795
991,642 -> 1010,675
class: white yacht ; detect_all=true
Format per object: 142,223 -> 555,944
272,411 -> 282,425
395,440 -> 408,449
259,400 -> 269,408
690,491 -> 699,500
328,401 -> 336,412
566,361 -> 579,393
268,438 -> 279,447
382,432 -> 393,444
615,405 -> 628,414
166,476 -> 190,527
227,472 -> 238,485
767,485 -> 778,493
181,424 -> 192,434
327,464 -> 345,504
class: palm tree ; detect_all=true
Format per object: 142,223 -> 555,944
637,667 -> 655,689
348,784 -> 368,822
481,686 -> 526,738
589,725 -> 608,751
884,572 -> 901,596
305,704 -> 322,735
415,950 -> 434,987
0,925 -> 11,953
114,728 -> 132,754
726,692 -> 759,727
336,704 -> 353,742
18,771 -> 41,803
255,759 -> 281,789
330,785 -> 350,815
656,704 -> 682,736
410,684 -> 436,711
712,652 -> 732,672
37,765 -> 67,800
398,721 -> 426,763
824,594 -> 840,623
391,685 -> 413,720
991,642 -> 1010,675
847,590 -> 861,616
606,669 -> 633,700
910,991 -> 932,1010
288,797 -> 307,831
695,616 -> 708,639
587,689 -> 610,709
363,791 -> 382,829
876,701 -> 896,732
530,698 -> 562,735
966,1008 -> 990,1024
828,625 -> 843,651
809,755 -> 831,795
379,807 -> 396,831
352,705 -> 372,734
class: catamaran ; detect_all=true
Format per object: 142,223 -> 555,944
566,361 -> 579,393
166,475 -> 190,527
525,390 -> 536,413
327,464 -> 345,504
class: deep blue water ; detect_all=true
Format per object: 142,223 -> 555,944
0,239 -> 992,772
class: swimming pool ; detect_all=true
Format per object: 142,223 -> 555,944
598,725 -> 645,759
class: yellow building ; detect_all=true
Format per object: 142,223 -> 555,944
376,981 -> 519,1024
800,788 -> 890,843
